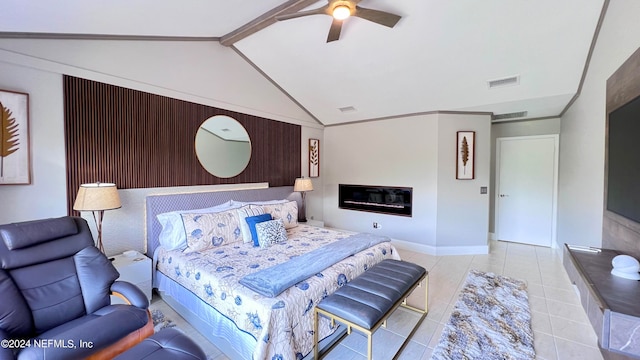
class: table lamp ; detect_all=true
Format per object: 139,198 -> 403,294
294,177 -> 313,222
73,182 -> 122,254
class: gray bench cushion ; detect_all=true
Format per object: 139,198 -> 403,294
316,259 -> 426,329
115,328 -> 206,360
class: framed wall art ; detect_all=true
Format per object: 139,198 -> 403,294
0,89 -> 30,185
456,131 -> 475,180
309,138 -> 320,178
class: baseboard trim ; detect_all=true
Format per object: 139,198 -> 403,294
391,239 -> 437,255
391,239 -> 489,256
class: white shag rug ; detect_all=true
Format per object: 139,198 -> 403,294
151,309 -> 177,333
431,270 -> 535,360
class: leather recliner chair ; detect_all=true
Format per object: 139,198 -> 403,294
0,216 -> 154,360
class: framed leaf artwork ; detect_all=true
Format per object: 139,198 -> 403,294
456,131 -> 475,180
0,89 -> 30,185
309,138 -> 320,178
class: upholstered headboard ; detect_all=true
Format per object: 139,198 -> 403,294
144,186 -> 301,257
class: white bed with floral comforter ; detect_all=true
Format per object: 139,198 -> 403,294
155,224 -> 400,360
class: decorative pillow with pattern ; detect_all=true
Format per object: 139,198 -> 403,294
236,205 -> 266,243
255,218 -> 288,248
261,200 -> 299,229
181,210 -> 242,253
157,200 -> 240,251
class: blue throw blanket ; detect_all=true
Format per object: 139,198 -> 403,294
239,233 -> 390,298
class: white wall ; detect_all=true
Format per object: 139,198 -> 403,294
558,0 -> 640,248
436,113 -> 491,254
323,113 -> 491,255
323,115 -> 439,248
0,39 -> 318,127
489,118 -> 561,233
0,39 -> 318,226
300,126 -> 324,222
0,62 -> 67,222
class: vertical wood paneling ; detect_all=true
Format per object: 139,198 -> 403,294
64,76 -> 301,214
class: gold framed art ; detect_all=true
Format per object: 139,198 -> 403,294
309,138 -> 320,178
456,131 -> 475,180
0,89 -> 30,185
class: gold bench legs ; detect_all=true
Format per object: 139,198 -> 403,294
313,274 -> 429,360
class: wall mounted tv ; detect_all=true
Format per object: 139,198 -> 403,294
607,93 -> 640,223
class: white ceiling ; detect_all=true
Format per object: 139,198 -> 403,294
1,0 -> 606,126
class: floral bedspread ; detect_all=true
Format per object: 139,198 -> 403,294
155,224 -> 400,360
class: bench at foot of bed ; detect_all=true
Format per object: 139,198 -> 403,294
313,259 -> 428,360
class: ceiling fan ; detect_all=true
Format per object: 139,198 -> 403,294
275,0 -> 401,43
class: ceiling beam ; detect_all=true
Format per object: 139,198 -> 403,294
220,0 -> 321,46
0,32 -> 218,41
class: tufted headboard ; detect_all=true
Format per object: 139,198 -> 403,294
144,186 -> 301,257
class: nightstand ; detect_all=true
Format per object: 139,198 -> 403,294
111,252 -> 152,304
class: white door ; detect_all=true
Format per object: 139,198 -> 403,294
496,135 -> 558,247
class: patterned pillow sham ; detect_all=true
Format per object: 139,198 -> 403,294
261,200 -> 299,229
255,218 -> 288,248
181,209 -> 242,253
236,205 -> 265,244
157,200 -> 239,251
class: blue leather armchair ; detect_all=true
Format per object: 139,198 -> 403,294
0,216 -> 154,360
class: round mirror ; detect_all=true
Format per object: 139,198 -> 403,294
195,115 -> 251,178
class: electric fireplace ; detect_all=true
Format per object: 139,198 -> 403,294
338,184 -> 412,216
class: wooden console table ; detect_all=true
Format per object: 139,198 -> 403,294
563,244 -> 640,359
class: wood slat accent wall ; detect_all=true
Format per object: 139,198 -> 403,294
64,75 -> 301,214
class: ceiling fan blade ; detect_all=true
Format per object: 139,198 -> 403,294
327,18 -> 343,42
354,6 -> 401,28
276,5 -> 330,21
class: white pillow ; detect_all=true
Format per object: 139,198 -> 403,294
261,200 -> 299,229
157,200 -> 239,250
231,199 -> 289,206
181,210 -> 243,253
236,205 -> 266,243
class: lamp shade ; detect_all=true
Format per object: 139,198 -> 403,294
73,183 -> 122,211
294,178 -> 314,192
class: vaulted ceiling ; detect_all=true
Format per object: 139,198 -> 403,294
1,0 -> 606,126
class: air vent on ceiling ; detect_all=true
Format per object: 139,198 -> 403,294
338,106 -> 357,113
487,75 -> 520,88
492,111 -> 528,121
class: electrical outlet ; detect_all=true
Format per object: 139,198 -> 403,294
480,186 -> 488,194
373,222 -> 381,229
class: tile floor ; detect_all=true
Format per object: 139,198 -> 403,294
151,240 -> 604,360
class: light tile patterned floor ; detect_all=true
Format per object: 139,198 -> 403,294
151,240 -> 604,360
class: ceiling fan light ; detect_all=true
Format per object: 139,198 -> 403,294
333,5 -> 351,20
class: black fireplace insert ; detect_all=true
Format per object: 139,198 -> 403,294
339,184 -> 412,216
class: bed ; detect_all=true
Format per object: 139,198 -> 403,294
146,186 -> 400,360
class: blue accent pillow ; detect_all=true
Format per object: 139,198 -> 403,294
245,214 -> 273,246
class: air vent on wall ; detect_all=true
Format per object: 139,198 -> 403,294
492,111 -> 528,121
487,75 -> 520,88
338,106 -> 357,113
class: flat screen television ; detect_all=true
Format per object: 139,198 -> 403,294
607,93 -> 640,223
